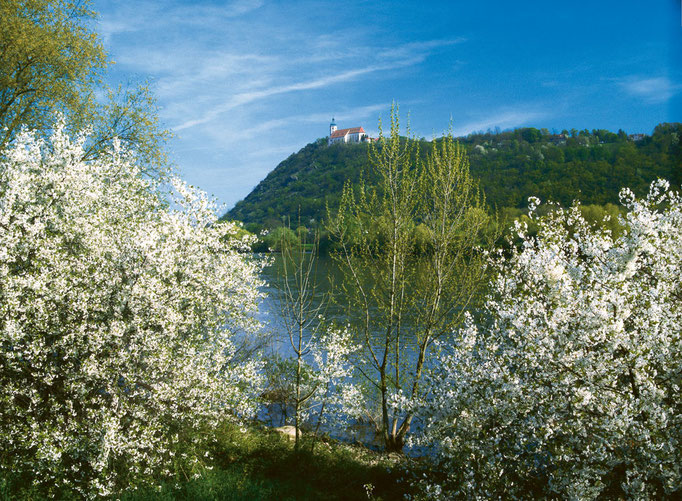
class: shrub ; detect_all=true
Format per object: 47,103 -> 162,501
416,180 -> 682,499
0,124 -> 264,497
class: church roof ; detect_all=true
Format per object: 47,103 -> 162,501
330,127 -> 365,138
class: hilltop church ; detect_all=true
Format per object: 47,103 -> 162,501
328,118 -> 370,145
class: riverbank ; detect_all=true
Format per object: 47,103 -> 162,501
120,421 -> 422,501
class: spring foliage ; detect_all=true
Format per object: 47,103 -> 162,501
0,0 -> 171,174
328,108 -> 493,452
0,125 -> 264,497
415,180 -> 682,499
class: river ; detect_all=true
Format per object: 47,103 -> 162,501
253,252 -> 435,453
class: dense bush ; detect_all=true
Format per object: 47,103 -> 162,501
0,125 -> 264,497
416,180 -> 682,499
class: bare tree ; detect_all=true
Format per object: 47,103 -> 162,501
274,227 -> 326,451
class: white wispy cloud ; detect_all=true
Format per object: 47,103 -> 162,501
172,63 -> 414,131
99,0 -> 264,34
206,104 -> 388,143
618,76 -> 681,104
376,38 -> 466,59
98,0 -> 468,135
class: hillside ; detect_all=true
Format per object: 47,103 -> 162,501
225,123 -> 681,229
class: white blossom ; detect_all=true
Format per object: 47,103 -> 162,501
415,181 -> 682,499
0,125 -> 265,497
295,326 -> 361,429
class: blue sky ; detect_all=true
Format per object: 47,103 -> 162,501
94,0 -> 681,211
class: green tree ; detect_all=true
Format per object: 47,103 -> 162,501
328,106 -> 495,451
261,226 -> 300,252
0,0 -> 170,175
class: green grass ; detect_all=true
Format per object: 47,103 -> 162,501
121,422 -> 417,501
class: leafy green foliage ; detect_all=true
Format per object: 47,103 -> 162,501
253,226 -> 300,252
0,0 -> 171,175
0,0 -> 107,148
326,108 -> 496,453
226,124 -> 681,233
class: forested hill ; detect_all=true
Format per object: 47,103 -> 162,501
225,123 -> 681,229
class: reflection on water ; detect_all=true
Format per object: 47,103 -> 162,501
256,253 -> 345,350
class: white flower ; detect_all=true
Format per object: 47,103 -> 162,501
416,181 -> 682,499
0,124 -> 265,496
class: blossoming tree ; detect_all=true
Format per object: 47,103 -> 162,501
0,125 -> 264,497
415,181 -> 681,499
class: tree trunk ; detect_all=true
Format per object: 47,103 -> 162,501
294,323 -> 303,451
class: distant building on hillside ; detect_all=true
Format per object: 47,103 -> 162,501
628,133 -> 646,142
328,118 -> 371,145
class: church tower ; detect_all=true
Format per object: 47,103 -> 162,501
330,117 -> 337,136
